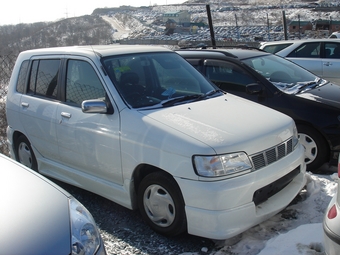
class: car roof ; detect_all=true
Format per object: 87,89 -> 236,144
19,45 -> 173,59
176,48 -> 270,60
261,38 -> 340,46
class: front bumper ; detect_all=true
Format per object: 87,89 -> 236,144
176,144 -> 306,240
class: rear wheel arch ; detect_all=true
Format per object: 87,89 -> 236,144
13,132 -> 38,171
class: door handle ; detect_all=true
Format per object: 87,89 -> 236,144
323,62 -> 332,66
61,112 -> 72,118
21,102 -> 29,108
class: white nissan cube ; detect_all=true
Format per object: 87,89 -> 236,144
6,45 -> 307,239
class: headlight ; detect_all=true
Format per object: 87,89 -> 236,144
293,125 -> 299,149
70,198 -> 101,255
193,152 -> 253,178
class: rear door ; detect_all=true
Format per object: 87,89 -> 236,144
323,41 -> 340,83
19,57 -> 61,161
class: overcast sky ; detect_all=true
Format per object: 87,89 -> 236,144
0,0 -> 185,25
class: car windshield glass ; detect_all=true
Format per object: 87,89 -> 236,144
241,54 -> 328,94
101,52 -> 220,108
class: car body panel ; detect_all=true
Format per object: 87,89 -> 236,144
0,154 -> 71,255
323,155 -> 340,255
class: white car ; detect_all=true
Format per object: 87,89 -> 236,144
6,45 -> 307,239
260,39 -> 340,84
323,155 -> 340,255
329,32 -> 340,39
0,153 -> 106,255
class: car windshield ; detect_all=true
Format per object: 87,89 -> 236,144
101,52 -> 221,108
241,54 -> 328,94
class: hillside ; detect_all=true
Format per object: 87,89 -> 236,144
0,0 -> 339,54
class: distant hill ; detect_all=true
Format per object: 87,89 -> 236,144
0,15 -> 113,55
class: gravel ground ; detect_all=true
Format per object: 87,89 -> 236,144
53,179 -> 217,255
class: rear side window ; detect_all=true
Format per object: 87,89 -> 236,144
16,60 -> 29,94
262,43 -> 292,54
28,59 -> 60,98
287,42 -> 321,58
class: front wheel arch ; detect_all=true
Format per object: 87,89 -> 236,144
297,124 -> 329,172
137,171 -> 187,237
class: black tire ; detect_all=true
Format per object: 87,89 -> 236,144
297,125 -> 328,172
15,135 -> 38,171
137,172 -> 187,236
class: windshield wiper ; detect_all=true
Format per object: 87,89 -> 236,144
296,79 -> 323,93
161,90 -> 223,107
161,94 -> 202,107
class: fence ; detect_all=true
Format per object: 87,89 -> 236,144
0,55 -> 17,156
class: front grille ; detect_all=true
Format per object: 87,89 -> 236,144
250,138 -> 293,170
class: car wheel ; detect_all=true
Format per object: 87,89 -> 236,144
137,171 -> 187,236
15,135 -> 37,171
297,125 -> 328,172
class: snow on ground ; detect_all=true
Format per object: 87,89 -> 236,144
181,164 -> 338,255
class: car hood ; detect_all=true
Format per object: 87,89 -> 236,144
142,94 -> 294,155
0,157 -> 71,255
296,82 -> 340,109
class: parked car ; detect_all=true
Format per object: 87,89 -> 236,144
176,47 -> 340,171
323,154 -> 340,255
259,39 -> 340,84
0,153 -> 106,255
6,45 -> 306,240
329,32 -> 340,39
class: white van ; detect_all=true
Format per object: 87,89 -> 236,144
6,45 -> 306,239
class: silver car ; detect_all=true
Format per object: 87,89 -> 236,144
260,39 -> 340,84
323,154 -> 340,255
0,154 -> 106,255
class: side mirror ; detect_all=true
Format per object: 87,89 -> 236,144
82,99 -> 108,114
246,83 -> 263,95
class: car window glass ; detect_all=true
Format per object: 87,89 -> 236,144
153,57 -> 201,93
243,55 -> 318,93
16,60 -> 29,94
287,42 -> 320,58
262,43 -> 292,54
325,42 -> 340,59
204,59 -> 256,92
28,59 -> 60,98
102,52 -> 216,108
66,60 -> 106,106
185,58 -> 203,73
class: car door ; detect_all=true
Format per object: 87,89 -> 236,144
187,58 -> 263,100
56,58 -> 123,185
19,58 -> 61,161
323,42 -> 340,84
286,42 -> 323,77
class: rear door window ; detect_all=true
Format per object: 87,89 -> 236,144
28,59 -> 60,98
